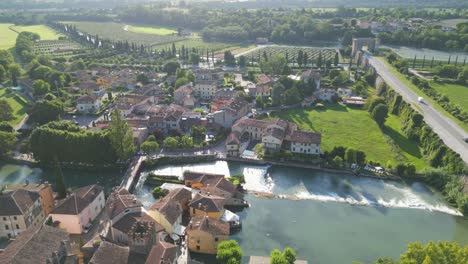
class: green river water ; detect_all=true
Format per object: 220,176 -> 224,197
1,161 -> 467,264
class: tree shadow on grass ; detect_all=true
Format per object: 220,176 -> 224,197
383,125 -> 422,159
320,103 -> 349,112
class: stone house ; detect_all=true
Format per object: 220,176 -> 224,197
5,182 -> 55,215
77,95 -> 101,114
50,184 -> 105,234
186,216 -> 229,254
188,193 -> 226,220
0,189 -> 45,239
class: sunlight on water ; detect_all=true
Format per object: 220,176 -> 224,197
135,161 -> 461,216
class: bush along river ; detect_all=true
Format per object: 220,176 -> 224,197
1,161 -> 467,263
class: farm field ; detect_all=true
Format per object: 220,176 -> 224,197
430,82 -> 468,112
63,21 -> 185,46
269,103 -> 427,170
0,88 -> 30,125
125,25 -> 177,35
0,23 -> 17,49
10,25 -> 62,40
152,38 -> 237,52
378,57 -> 468,132
241,45 -> 338,63
33,39 -> 83,57
382,45 -> 468,61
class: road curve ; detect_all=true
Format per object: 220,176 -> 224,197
367,55 -> 468,164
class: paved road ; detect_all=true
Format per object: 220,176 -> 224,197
366,54 -> 468,164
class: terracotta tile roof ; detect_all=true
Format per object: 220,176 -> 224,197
77,95 -> 98,104
112,212 -> 164,234
0,189 -> 40,216
164,188 -> 192,203
187,216 -> 229,236
227,131 -> 240,145
0,225 -> 71,264
183,171 -> 225,183
145,242 -> 179,264
149,199 -> 182,226
256,74 -> 273,85
188,193 -> 225,213
105,189 -> 143,220
286,131 -> 321,144
89,241 -> 130,264
300,70 -> 321,79
51,184 -> 103,215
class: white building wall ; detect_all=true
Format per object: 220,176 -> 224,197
290,142 -> 320,154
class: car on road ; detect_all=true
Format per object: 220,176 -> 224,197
417,97 -> 424,103
464,137 -> 468,143
83,223 -> 93,234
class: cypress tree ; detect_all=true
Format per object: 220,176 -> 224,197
54,157 -> 67,199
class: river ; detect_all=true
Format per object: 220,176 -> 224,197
1,161 -> 467,263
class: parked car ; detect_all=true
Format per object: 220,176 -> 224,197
83,223 -> 93,234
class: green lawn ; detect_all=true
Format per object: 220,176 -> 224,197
378,58 -> 468,132
0,88 -> 29,125
270,103 -> 427,170
430,82 -> 468,112
0,23 -> 18,50
126,25 -> 177,35
10,25 -> 62,40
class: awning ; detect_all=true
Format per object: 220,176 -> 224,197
221,210 -> 240,222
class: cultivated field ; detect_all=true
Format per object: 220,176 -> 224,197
0,88 -> 29,125
152,37 -> 237,52
33,39 -> 83,57
430,82 -> 468,112
63,21 -> 185,46
241,45 -> 337,63
125,25 -> 177,35
270,103 -> 427,170
0,23 -> 17,50
384,45 -> 468,62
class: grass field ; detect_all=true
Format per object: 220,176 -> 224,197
0,24 -> 62,50
10,25 -> 62,40
0,23 -> 18,50
270,103 -> 427,170
0,88 -> 29,125
430,82 -> 468,112
126,25 -> 177,35
378,58 -> 468,132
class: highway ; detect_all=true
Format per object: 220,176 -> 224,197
366,55 -> 468,164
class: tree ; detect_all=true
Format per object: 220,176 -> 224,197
0,65 -> 6,82
180,135 -> 194,148
283,87 -> 303,105
334,52 -> 339,66
238,56 -> 247,67
283,248 -> 296,264
136,73 -> 149,84
0,131 -> 16,157
163,61 -> 180,75
256,95 -> 265,109
108,109 -> 135,160
0,50 -> 13,69
29,99 -> 63,125
216,240 -> 242,264
371,103 -> 389,127
175,77 -> 189,88
270,250 -> 288,264
317,52 -> 323,68
54,157 -> 67,199
0,99 -> 14,122
33,79 -> 51,96
190,52 -> 200,65
70,59 -> 86,71
345,148 -> 357,163
163,137 -> 179,149
8,64 -> 22,86
140,141 -> 159,153
297,50 -> 303,67
191,126 -> 206,141
271,83 -> 285,106
224,51 -> 236,67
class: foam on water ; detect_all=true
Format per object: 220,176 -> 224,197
243,166 -> 462,216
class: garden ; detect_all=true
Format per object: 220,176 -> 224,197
0,88 -> 30,125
